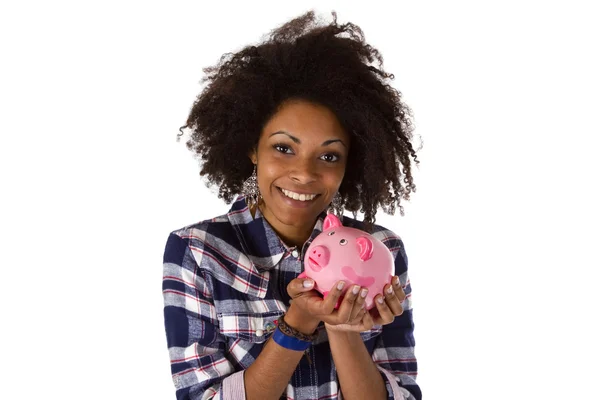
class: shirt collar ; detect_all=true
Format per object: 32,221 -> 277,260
227,195 -> 328,271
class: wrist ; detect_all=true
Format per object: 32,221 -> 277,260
285,304 -> 320,335
326,328 -> 364,349
325,323 -> 349,334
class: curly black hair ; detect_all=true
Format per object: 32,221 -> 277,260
179,11 -> 420,226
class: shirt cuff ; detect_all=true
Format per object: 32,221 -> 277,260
377,366 -> 413,400
221,370 -> 246,400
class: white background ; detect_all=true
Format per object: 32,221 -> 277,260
1,1 -> 598,399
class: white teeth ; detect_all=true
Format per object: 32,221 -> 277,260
281,188 -> 317,201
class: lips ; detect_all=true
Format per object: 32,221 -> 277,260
275,187 -> 321,209
308,257 -> 324,272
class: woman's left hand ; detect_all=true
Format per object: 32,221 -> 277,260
325,276 -> 406,332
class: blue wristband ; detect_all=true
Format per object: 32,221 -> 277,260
272,327 -> 312,351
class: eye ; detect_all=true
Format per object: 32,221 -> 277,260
273,143 -> 293,154
320,153 -> 340,163
327,231 -> 335,236
339,239 -> 348,246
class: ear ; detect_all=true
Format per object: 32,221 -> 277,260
248,147 -> 257,165
323,214 -> 342,231
356,236 -> 374,261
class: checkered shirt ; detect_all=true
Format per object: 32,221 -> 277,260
162,195 -> 421,400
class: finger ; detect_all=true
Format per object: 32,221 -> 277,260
320,280 -> 347,314
349,287 -> 368,321
392,276 -> 407,302
347,309 -> 366,326
372,294 -> 395,325
359,308 -> 374,331
383,283 -> 404,316
336,284 -> 361,323
287,278 -> 316,298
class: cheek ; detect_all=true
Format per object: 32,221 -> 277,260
257,170 -> 272,191
325,166 -> 346,188
257,161 -> 283,190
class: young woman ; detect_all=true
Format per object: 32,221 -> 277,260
163,11 -> 421,400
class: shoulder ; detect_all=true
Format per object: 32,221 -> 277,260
170,214 -> 237,247
164,209 -> 271,299
164,213 -> 244,270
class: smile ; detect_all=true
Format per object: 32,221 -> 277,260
278,187 -> 319,202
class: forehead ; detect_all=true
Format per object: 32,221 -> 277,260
261,99 -> 349,143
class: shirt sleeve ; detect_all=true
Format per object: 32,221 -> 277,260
372,230 -> 422,400
162,232 -> 246,400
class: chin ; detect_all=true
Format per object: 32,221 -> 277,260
264,199 -> 322,226
276,206 -> 320,226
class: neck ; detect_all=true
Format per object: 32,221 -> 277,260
277,226 -> 313,249
258,204 -> 315,249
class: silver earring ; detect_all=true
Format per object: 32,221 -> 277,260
329,192 -> 344,219
242,165 -> 260,209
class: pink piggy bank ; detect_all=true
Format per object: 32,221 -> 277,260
298,214 -> 394,310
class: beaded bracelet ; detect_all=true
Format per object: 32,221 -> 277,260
276,315 -> 319,342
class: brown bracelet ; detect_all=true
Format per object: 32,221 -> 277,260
277,315 -> 318,342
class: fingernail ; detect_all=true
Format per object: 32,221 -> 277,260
386,286 -> 394,294
377,296 -> 384,304
337,281 -> 345,290
352,285 -> 360,295
394,277 -> 401,287
303,280 -> 314,288
360,288 -> 368,298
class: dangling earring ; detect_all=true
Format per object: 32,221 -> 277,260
329,192 -> 344,219
242,164 -> 261,209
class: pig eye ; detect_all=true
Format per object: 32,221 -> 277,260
327,231 -> 336,236
339,239 -> 348,246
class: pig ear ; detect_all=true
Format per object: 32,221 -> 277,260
323,214 -> 342,231
356,236 -> 374,261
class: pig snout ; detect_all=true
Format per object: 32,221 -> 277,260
307,245 -> 329,272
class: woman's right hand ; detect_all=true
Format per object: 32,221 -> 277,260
284,278 -> 368,333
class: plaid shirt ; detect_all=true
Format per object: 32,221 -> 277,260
162,196 -> 421,400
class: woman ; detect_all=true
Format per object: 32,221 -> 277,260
163,11 -> 421,400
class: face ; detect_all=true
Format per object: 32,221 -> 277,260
250,99 -> 350,234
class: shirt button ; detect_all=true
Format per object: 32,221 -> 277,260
255,329 -> 264,337
291,250 -> 299,258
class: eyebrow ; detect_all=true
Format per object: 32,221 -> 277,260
269,131 -> 347,148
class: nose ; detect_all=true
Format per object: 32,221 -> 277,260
289,158 -> 318,184
311,246 -> 330,266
